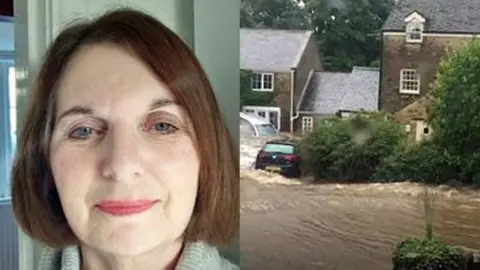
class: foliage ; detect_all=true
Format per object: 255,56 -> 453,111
299,113 -> 405,181
240,70 -> 275,109
240,0 -> 309,29
429,40 -> 480,184
392,238 -> 466,270
305,0 -> 395,71
373,139 -> 461,184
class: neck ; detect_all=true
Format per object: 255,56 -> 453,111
79,239 -> 183,270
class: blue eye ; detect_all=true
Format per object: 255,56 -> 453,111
69,126 -> 95,140
152,122 -> 178,134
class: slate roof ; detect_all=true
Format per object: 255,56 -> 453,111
299,67 -> 380,114
240,28 -> 313,72
383,0 -> 480,33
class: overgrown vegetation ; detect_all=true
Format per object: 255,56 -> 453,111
299,112 -> 405,181
392,238 -> 467,270
240,70 -> 275,108
429,40 -> 480,184
373,139 -> 461,184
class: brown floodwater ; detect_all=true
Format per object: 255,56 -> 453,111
240,170 -> 480,270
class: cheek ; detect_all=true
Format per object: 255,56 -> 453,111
148,138 -> 200,195
148,137 -> 200,174
50,146 -> 95,198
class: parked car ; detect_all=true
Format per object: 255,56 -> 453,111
240,112 -> 278,137
254,139 -> 301,177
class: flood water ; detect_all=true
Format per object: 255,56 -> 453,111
240,136 -> 480,270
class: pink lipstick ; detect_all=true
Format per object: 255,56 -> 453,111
95,200 -> 157,216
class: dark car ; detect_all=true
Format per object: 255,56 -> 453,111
254,139 -> 301,177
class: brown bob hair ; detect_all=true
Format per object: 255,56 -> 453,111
11,8 -> 239,248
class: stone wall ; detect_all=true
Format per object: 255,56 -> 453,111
293,37 -> 323,110
394,93 -> 434,142
272,72 -> 292,132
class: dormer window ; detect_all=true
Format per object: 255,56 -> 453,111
406,23 -> 424,42
404,11 -> 426,44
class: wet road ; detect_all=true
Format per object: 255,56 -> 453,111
239,136 -> 480,270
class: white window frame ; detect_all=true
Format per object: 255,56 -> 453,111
406,22 -> 424,43
399,69 -> 420,94
251,72 -> 274,92
301,116 -> 314,133
242,106 -> 281,130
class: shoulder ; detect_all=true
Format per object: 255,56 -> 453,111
219,257 -> 240,270
178,241 -> 239,270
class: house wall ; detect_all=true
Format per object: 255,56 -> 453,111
293,113 -> 333,134
273,72 -> 292,132
380,34 -> 476,114
293,37 -> 322,109
394,92 -> 433,142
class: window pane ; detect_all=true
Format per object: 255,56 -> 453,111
263,74 -> 273,89
256,124 -> 277,136
263,143 -> 294,154
251,73 -> 262,89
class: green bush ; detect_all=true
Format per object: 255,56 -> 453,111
392,238 -> 466,270
299,113 -> 405,182
373,139 -> 462,184
430,40 -> 480,184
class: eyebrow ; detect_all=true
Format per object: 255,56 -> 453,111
56,98 -> 178,124
149,98 -> 178,111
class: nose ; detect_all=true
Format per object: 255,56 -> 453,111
100,127 -> 144,182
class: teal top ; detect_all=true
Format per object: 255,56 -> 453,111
37,241 -> 239,270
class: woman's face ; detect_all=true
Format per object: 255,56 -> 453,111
49,43 -> 200,255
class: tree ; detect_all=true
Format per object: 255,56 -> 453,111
429,41 -> 480,183
305,0 -> 394,71
240,0 -> 310,29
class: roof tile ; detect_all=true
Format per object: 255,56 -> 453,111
240,28 -> 313,72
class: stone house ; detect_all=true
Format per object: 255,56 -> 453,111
296,66 -> 380,133
380,0 -> 480,142
240,28 -> 322,133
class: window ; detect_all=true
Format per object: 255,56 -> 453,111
301,116 -> 314,133
263,143 -> 294,154
255,124 -> 278,136
400,69 -> 420,94
406,22 -> 423,43
251,73 -> 274,92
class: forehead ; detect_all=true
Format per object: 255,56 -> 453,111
55,43 -> 174,110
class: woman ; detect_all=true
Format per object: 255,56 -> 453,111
11,8 -> 239,270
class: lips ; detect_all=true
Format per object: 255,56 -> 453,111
95,200 -> 158,216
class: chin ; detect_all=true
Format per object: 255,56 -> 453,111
96,233 -> 167,256
82,222 -> 173,256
